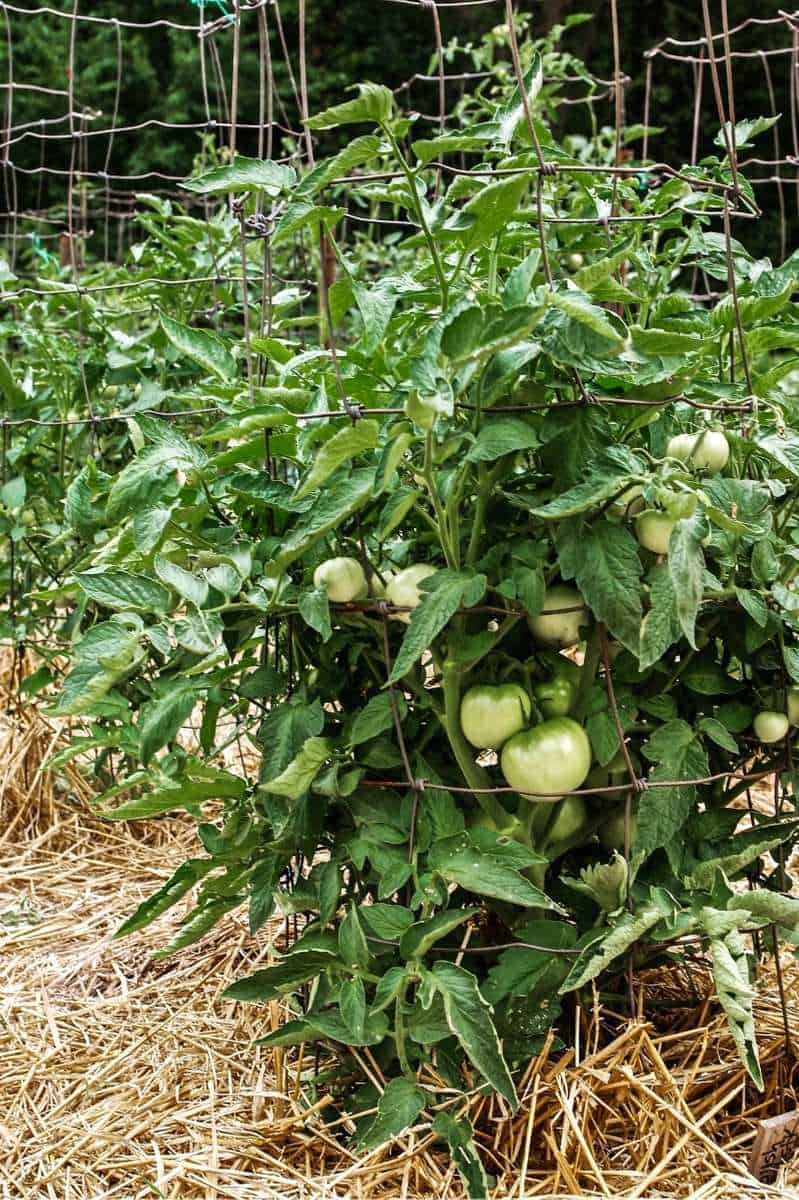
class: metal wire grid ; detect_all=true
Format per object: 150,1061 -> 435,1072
0,2 -> 797,1032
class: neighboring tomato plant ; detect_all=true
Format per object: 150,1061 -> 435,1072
11,22 -> 799,1194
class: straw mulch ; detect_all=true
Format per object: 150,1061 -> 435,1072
3,657 -> 799,1199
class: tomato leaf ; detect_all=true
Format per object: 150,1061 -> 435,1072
668,514 -> 705,648
77,570 -> 171,615
298,586 -> 332,642
182,157 -> 294,196
400,908 -> 480,961
294,420 -> 379,501
139,687 -> 196,765
558,519 -> 642,653
388,570 -> 486,682
259,736 -> 332,800
431,962 -> 518,1109
305,83 -> 394,130
160,311 -> 236,380
359,1077 -> 426,1151
224,950 -> 337,1002
465,417 -> 539,462
350,691 -> 407,745
432,1113 -> 490,1200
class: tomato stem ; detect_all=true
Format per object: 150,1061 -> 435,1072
572,623 -> 601,722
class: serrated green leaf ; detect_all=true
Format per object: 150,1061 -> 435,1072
224,950 -> 336,1001
350,691 -> 407,746
77,570 -> 171,615
305,83 -> 393,130
160,311 -> 236,380
259,736 -> 331,800
339,903 -> 370,970
466,417 -> 539,462
359,1077 -> 426,1151
139,687 -> 196,765
668,515 -> 705,648
559,901 -> 667,993
154,555 -> 209,608
389,571 -> 485,682
182,157 -> 294,196
549,288 -> 624,347
294,420 -> 379,501
432,1114 -> 490,1200
298,586 -> 332,642
400,907 -> 480,961
559,520 -> 642,653
269,469 -> 374,574
431,962 -> 518,1108
115,859 -> 216,938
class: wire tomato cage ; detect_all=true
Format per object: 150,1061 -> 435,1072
2,0 -> 799,1044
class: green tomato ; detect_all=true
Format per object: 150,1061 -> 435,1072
385,563 -> 437,624
534,669 -> 577,718
753,710 -> 789,744
404,392 -> 438,431
788,687 -> 799,727
368,569 -> 393,599
566,252 -> 584,271
460,683 -> 532,750
667,430 -> 729,474
585,749 -> 637,797
635,510 -> 675,556
313,556 -> 366,603
500,717 -> 592,801
545,794 -> 588,847
599,804 -> 637,852
20,508 -> 36,527
528,584 -> 588,648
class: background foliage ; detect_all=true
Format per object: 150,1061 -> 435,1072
2,0 -> 795,260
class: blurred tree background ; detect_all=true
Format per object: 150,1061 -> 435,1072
1,1 -> 793,257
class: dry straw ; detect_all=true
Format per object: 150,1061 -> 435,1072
2,650 -> 799,1199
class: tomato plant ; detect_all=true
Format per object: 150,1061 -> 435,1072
11,21 -> 799,1193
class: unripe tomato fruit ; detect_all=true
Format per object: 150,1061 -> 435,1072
585,749 -> 633,794
313,557 -> 366,603
500,717 -> 592,801
528,584 -> 588,648
636,510 -> 675,556
368,569 -> 392,599
534,675 -> 574,718
788,687 -> 799,727
545,794 -> 588,847
460,683 -> 532,750
667,430 -> 729,474
599,805 -> 637,851
385,563 -> 437,623
566,252 -> 584,271
753,710 -> 789,744
534,657 -> 580,718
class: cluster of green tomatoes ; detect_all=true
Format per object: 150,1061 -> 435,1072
312,548 -> 606,856
309,425 -> 799,859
